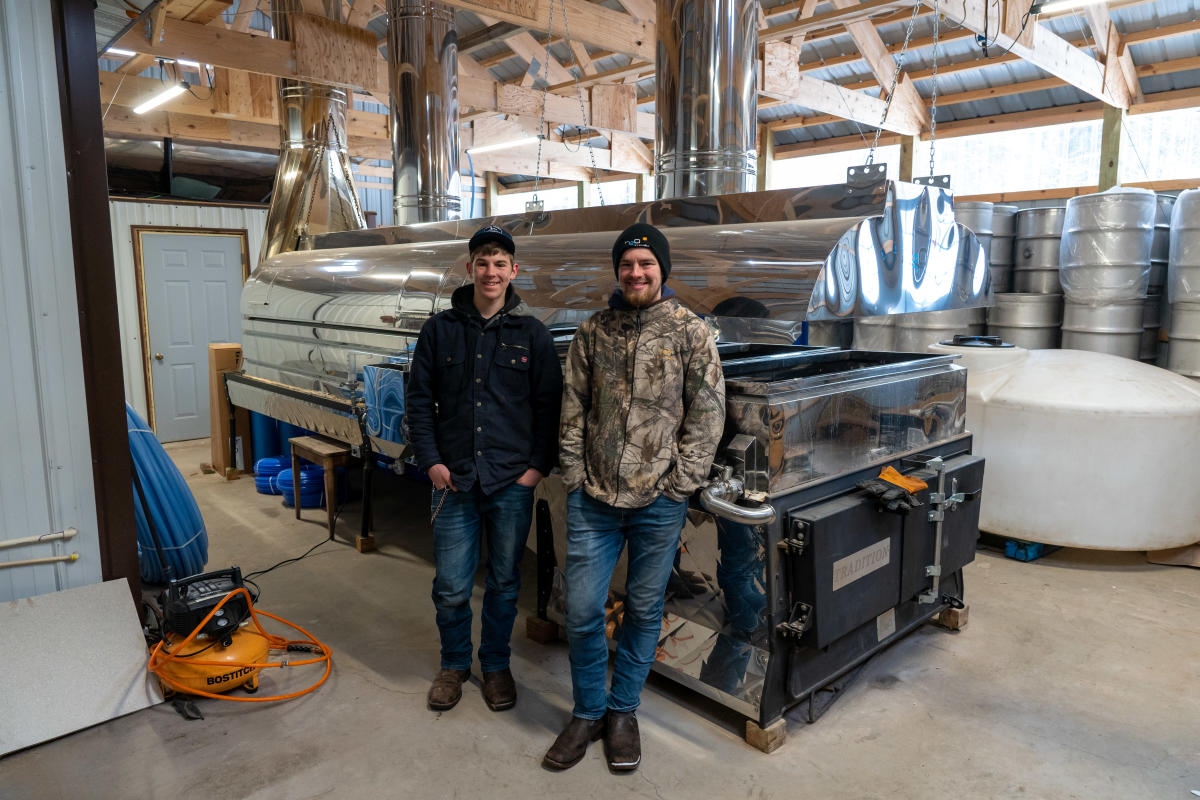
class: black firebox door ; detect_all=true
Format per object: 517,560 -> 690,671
782,453 -> 985,650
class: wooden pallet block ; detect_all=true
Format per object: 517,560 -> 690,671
936,604 -> 969,631
745,718 -> 787,753
525,615 -> 559,644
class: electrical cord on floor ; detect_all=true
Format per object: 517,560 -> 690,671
241,502 -> 346,595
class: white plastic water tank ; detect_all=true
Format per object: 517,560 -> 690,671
927,342 -> 1200,550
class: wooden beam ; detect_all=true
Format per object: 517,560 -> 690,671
924,0 -> 1125,108
761,42 -> 922,135
547,61 -> 653,93
486,171 -> 500,214
761,0 -> 908,44
433,0 -> 654,61
568,41 -> 595,76
1083,4 -> 1140,106
1123,18 -> 1200,48
108,17 -> 653,140
346,0 -> 375,27
776,131 -> 900,158
577,180 -> 586,208
757,124 -> 775,191
459,22 -> 524,54
459,76 -> 653,139
1098,103 -> 1124,191
291,13 -> 380,91
114,17 -> 333,86
173,0 -> 234,25
505,30 -> 574,85
617,0 -> 656,24
898,134 -> 916,181
1130,85 -> 1200,115
829,0 -> 928,131
231,0 -> 260,33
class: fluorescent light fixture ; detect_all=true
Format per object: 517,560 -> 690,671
1030,0 -> 1106,15
133,82 -> 188,114
466,136 -> 540,155
176,59 -> 201,68
105,47 -> 136,58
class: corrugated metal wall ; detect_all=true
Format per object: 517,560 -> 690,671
0,0 -> 103,600
109,199 -> 267,420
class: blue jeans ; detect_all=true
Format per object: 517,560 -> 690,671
564,490 -> 688,719
431,481 -> 534,672
716,520 -> 766,635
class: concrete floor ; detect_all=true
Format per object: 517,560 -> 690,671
3,438 -> 1198,799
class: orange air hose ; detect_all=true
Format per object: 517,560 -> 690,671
148,587 -> 332,702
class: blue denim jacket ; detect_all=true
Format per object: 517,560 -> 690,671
408,284 -> 562,494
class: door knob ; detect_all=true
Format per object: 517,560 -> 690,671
154,353 -> 164,361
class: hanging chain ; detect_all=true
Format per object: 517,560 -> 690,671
928,0 -> 940,177
557,0 -> 604,205
430,487 -> 450,524
867,0 -> 922,165
531,0 -> 555,204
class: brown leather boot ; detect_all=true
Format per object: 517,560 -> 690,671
481,668 -> 517,711
604,710 -> 641,771
542,715 -> 606,770
427,668 -> 471,711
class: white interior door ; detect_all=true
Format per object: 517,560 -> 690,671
140,231 -> 245,442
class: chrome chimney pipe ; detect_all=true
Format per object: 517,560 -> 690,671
387,0 -> 461,223
655,0 -> 758,199
261,0 -> 366,261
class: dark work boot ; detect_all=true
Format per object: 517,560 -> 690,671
427,668 -> 471,711
542,715 -> 606,770
604,710 -> 641,772
481,668 -> 517,711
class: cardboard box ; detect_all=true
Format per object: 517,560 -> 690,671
208,343 -> 251,478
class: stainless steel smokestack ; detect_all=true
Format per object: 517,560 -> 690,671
387,0 -> 461,223
655,0 -> 758,199
261,1 -> 366,261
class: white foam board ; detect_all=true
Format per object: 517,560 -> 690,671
0,579 -> 163,756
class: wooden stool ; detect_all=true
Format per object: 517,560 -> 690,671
288,436 -> 352,538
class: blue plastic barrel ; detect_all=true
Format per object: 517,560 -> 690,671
250,412 -> 280,461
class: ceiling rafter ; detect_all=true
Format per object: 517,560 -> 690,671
1082,3 -> 1142,106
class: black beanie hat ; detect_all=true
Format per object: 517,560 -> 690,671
612,223 -> 671,281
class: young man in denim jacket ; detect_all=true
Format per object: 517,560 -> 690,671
408,226 -> 562,713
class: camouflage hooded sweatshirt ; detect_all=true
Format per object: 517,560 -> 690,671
559,289 -> 725,509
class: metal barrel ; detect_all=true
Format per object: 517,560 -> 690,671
1158,290 -> 1172,367
1014,207 -> 1066,293
986,293 -> 1063,349
1060,299 -> 1144,360
988,204 -> 1018,293
1141,292 -> 1163,362
1059,189 -> 1155,304
893,308 -> 985,352
851,315 -> 895,350
1166,302 -> 1200,380
1150,194 -> 1175,292
1168,188 -> 1200,305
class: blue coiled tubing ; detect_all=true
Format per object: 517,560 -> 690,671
254,456 -> 287,495
127,404 -> 208,583
275,466 -> 325,508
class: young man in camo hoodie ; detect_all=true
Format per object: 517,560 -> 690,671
543,223 -> 725,773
